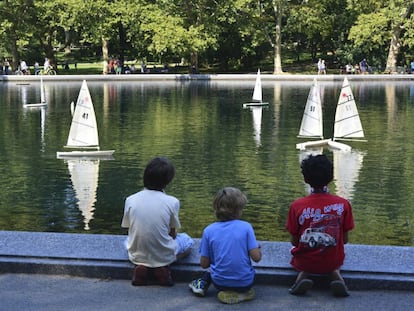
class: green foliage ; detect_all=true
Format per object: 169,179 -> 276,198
0,0 -> 412,73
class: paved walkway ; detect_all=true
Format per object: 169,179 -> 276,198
1,230 -> 414,310
1,273 -> 414,311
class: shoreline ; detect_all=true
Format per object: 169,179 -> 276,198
2,73 -> 414,83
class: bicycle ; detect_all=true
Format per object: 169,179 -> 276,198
35,65 -> 57,75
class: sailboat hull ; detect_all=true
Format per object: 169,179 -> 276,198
243,102 -> 269,108
23,102 -> 47,108
296,139 -> 351,151
57,150 -> 115,159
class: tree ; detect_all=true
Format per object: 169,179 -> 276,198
0,0 -> 36,69
347,0 -> 414,72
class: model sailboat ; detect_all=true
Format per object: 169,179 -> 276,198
296,77 -> 365,151
56,80 -> 115,158
23,76 -> 47,108
243,69 -> 269,108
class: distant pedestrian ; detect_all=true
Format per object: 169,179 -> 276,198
317,59 -> 326,75
4,58 -> 10,75
188,187 -> 262,304
360,59 -> 369,74
286,154 -> 354,297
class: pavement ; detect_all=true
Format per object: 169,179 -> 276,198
1,273 -> 414,311
1,231 -> 414,310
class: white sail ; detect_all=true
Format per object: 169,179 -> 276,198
251,106 -> 263,146
66,80 -> 100,149
252,69 -> 262,102
67,158 -> 100,230
333,149 -> 364,200
298,78 -> 323,138
334,77 -> 364,140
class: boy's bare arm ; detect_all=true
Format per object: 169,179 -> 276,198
343,231 -> 349,244
169,228 -> 177,239
200,256 -> 210,269
290,234 -> 299,246
249,245 -> 262,262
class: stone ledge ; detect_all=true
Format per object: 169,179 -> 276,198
1,231 -> 413,290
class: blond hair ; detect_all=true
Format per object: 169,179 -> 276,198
213,187 -> 247,221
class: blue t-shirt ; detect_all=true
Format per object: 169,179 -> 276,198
200,219 -> 259,287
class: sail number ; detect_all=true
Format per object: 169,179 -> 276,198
82,113 -> 89,119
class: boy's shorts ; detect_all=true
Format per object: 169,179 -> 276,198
175,232 -> 194,255
123,233 -> 194,256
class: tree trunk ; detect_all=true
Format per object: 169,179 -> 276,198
385,3 -> 413,73
273,0 -> 283,74
385,27 -> 402,73
102,37 -> 109,74
64,29 -> 72,55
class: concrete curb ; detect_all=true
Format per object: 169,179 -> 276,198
1,231 -> 413,291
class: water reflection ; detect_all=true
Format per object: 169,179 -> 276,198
65,159 -> 100,230
333,149 -> 364,200
244,106 -> 263,147
1,80 -> 414,245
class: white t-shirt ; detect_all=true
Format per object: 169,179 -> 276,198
121,189 -> 181,267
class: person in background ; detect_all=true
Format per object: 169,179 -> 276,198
286,154 -> 354,297
34,61 -> 40,75
121,157 -> 193,286
4,58 -> 10,75
188,187 -> 262,304
20,60 -> 29,74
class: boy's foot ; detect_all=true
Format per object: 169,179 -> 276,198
153,266 -> 174,286
188,278 -> 209,297
330,280 -> 350,297
289,278 -> 313,295
132,265 -> 148,286
217,288 -> 255,304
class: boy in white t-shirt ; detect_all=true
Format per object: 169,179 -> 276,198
122,157 -> 193,286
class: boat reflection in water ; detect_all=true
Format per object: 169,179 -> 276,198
332,149 -> 364,201
251,106 -> 263,147
299,148 -> 364,201
65,158 -> 100,230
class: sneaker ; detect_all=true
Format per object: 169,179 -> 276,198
217,288 -> 255,304
132,265 -> 148,286
289,278 -> 313,295
153,266 -> 174,286
188,278 -> 209,297
330,280 -> 350,297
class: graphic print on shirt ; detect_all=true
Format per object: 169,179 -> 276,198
299,205 -> 343,249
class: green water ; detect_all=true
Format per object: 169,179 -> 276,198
1,79 -> 414,246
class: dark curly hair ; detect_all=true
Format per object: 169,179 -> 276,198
301,154 -> 333,188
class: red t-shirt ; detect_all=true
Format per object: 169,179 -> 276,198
286,192 -> 354,274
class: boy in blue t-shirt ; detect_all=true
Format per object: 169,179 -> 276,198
189,187 -> 262,304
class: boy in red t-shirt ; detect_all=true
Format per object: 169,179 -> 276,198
286,154 -> 354,297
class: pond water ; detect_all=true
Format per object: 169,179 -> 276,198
1,78 -> 414,246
